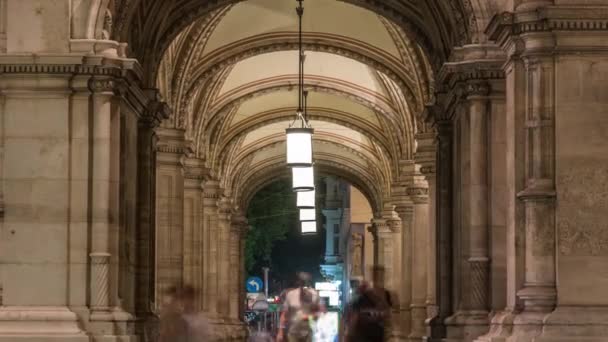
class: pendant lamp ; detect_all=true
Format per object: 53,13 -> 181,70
286,0 -> 313,168
296,189 -> 315,209
300,208 -> 316,221
301,220 -> 317,234
292,165 -> 314,192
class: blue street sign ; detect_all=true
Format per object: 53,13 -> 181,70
246,276 -> 264,293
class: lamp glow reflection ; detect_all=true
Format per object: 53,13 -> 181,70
300,208 -> 316,221
297,190 -> 315,209
292,166 -> 314,192
301,221 -> 317,234
286,127 -> 313,167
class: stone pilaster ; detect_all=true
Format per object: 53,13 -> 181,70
217,196 -> 232,319
202,180 -> 220,317
88,77 -> 116,323
408,178 -> 430,342
392,189 -> 414,341
436,47 -> 505,341
229,213 -> 247,321
371,206 -> 401,292
183,157 -> 207,310
155,128 -> 190,307
415,131 -> 438,322
136,97 -> 169,340
426,109 -> 454,342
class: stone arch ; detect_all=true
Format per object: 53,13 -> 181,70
167,33 -> 425,113
114,0 -> 479,87
235,157 -> 383,214
197,80 -> 411,161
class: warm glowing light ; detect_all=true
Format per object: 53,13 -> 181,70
292,166 -> 314,192
301,221 -> 317,234
300,208 -> 316,221
297,190 -> 315,209
286,128 -> 313,167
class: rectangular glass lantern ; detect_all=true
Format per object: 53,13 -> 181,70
286,127 -> 313,167
297,189 -> 315,209
301,220 -> 317,234
292,166 -> 314,192
300,208 -> 316,221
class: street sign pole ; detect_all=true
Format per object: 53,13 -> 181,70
262,267 -> 270,298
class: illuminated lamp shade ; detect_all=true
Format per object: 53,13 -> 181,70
292,166 -> 314,192
301,221 -> 317,234
297,189 -> 315,209
300,208 -> 316,221
286,127 -> 313,167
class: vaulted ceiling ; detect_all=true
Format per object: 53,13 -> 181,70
132,0 -> 501,210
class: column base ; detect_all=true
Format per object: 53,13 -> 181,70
88,307 -> 137,342
391,308 -> 411,341
445,310 -> 490,342
474,310 -> 518,342
409,305 -> 428,341
535,306 -> 608,342
0,306 -> 88,342
504,310 -> 546,342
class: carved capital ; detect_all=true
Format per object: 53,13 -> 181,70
140,100 -> 171,129
88,77 -> 117,94
465,80 -> 490,97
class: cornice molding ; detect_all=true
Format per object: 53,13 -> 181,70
487,7 -> 608,54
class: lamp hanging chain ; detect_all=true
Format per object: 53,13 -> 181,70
297,0 -> 304,114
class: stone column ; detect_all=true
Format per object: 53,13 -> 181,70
183,158 -> 206,310
408,179 -> 430,341
446,81 -> 491,339
202,180 -> 220,316
229,213 -> 246,321
238,224 -> 250,319
467,81 -> 491,316
217,196 -> 232,319
88,77 -> 117,322
371,207 -> 400,292
155,128 -> 188,305
393,199 -> 414,340
415,131 -> 438,321
136,99 -> 169,338
427,117 -> 454,342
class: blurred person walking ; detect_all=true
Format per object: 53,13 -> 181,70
345,266 -> 393,342
277,272 -> 320,342
158,284 -> 212,342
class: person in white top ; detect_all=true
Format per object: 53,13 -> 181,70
277,272 -> 320,342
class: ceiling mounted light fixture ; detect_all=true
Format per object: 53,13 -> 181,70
286,0 -> 313,168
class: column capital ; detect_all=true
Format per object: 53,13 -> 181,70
140,99 -> 171,129
156,128 -> 194,168
415,132 -> 437,182
203,179 -> 221,207
407,184 -> 430,204
231,212 -> 248,233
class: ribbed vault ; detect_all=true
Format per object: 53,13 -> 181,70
149,0 -> 446,211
